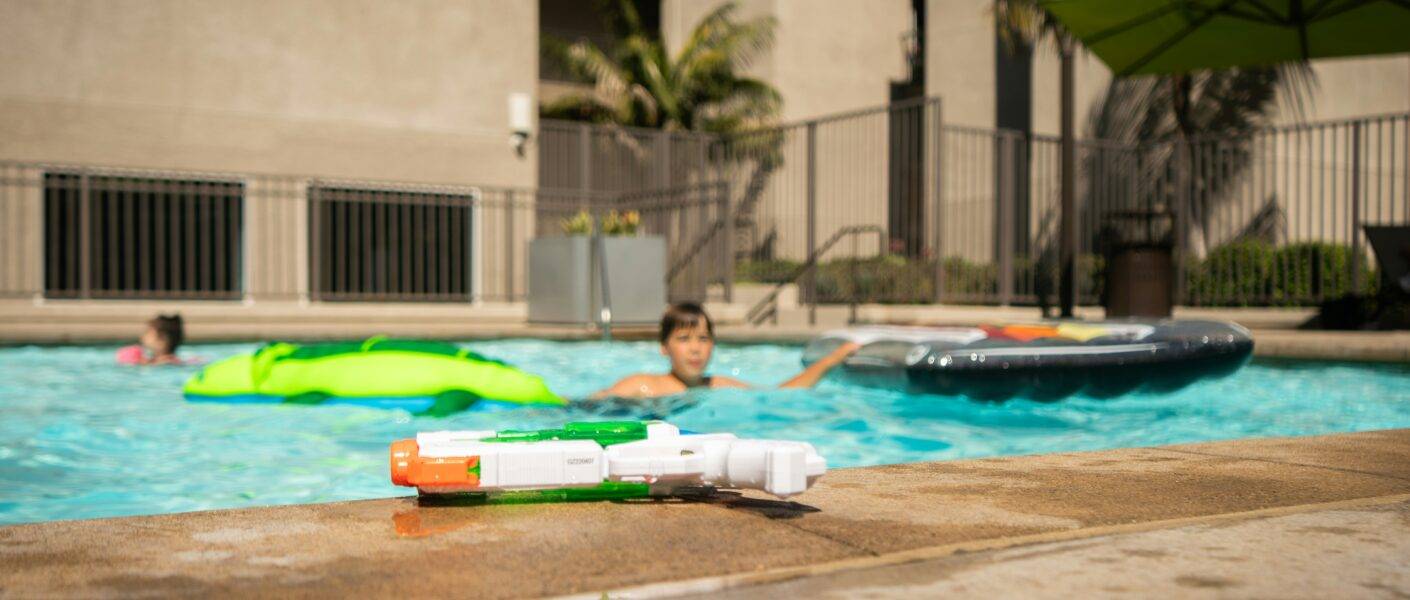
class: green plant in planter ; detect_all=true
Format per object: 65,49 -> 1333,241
559,209 -> 641,236
600,210 -> 640,236
560,210 -> 595,236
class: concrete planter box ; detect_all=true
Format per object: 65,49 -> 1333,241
528,235 -> 666,326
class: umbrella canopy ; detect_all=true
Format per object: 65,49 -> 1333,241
1039,0 -> 1410,76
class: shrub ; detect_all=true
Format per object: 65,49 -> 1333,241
734,259 -> 802,284
814,255 -> 938,304
1185,240 -> 1276,305
1271,242 -> 1375,304
736,254 -> 1103,306
1184,240 -> 1375,306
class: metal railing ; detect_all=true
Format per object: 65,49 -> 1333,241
1176,114 -> 1409,306
7,165 -> 252,301
542,102 -> 1408,310
744,225 -> 885,326
4,105 -> 1404,312
0,161 -> 731,305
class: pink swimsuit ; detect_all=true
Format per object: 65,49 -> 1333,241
115,344 -> 146,365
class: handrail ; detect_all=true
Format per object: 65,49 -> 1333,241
665,183 -> 732,282
744,225 -> 885,327
594,232 -> 613,341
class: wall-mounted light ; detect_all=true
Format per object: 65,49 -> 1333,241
508,92 -> 533,157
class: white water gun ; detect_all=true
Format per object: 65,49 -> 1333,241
389,421 -> 827,500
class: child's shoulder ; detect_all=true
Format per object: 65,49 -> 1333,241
709,375 -> 749,389
604,373 -> 678,397
617,373 -> 667,385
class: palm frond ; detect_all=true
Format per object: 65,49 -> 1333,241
673,3 -> 740,70
696,77 -> 782,133
540,1 -> 781,136
706,14 -> 776,71
992,0 -> 1066,55
540,93 -> 618,124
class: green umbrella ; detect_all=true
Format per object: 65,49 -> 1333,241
1040,0 -> 1410,76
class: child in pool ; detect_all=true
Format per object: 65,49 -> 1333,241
115,314 -> 186,365
592,302 -> 860,399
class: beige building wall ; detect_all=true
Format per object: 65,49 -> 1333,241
663,0 -> 913,261
1293,56 -> 1410,122
0,0 -> 537,187
662,0 -> 913,123
927,0 -> 996,129
0,0 -> 538,304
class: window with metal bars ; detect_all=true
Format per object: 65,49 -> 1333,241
43,172 -> 244,299
308,185 -> 477,302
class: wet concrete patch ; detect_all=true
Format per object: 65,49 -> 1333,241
1174,574 -> 1242,589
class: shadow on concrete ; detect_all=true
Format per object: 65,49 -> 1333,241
682,489 -> 823,520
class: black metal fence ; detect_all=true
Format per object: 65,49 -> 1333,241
40,170 -> 244,300
542,102 -> 1409,309
1,162 -> 729,305
3,103 -> 1405,311
309,183 -> 481,302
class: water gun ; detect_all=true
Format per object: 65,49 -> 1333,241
389,421 -> 826,500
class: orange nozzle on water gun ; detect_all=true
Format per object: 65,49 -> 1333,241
389,438 -> 482,489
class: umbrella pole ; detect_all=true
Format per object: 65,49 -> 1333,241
1059,35 -> 1077,318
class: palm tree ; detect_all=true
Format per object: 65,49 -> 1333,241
541,0 -> 781,134
1086,65 -> 1317,255
543,1 -> 786,267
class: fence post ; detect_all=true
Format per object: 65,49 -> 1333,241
658,129 -> 671,190
579,123 -> 592,208
78,172 -> 91,299
308,186 -> 321,302
504,189 -> 516,301
1351,120 -> 1363,294
933,99 -> 945,304
1174,141 -> 1190,306
998,134 -> 1015,306
806,121 -> 818,326
850,232 -> 859,324
719,181 -> 734,303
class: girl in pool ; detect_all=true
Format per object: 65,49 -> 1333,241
592,302 -> 860,399
115,314 -> 187,366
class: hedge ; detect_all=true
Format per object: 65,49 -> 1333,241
1185,240 -> 1375,306
736,240 -> 1373,307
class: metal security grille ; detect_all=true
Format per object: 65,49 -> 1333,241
43,172 -> 244,299
309,184 -> 478,302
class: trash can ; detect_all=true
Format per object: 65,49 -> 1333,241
1102,210 -> 1174,318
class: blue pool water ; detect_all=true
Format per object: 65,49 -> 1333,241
2,339 -> 1410,525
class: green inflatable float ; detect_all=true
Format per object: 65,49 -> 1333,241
183,337 -> 565,416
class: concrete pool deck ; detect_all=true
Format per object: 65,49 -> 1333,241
3,429 -> 1409,598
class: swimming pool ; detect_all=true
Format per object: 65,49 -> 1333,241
2,339 -> 1410,525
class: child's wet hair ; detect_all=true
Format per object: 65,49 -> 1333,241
659,303 -> 713,343
148,313 -> 184,353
